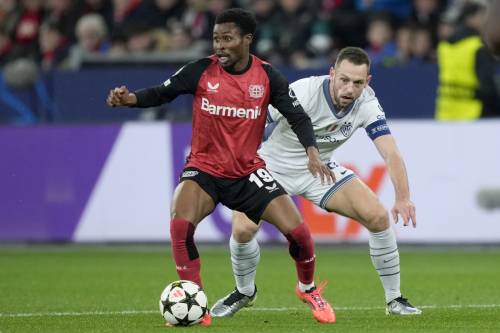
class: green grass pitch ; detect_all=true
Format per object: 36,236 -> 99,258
1,245 -> 500,332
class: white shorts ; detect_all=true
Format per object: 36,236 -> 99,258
268,160 -> 357,210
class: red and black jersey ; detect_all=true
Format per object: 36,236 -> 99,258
134,54 -> 317,178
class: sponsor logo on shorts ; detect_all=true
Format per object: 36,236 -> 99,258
182,170 -> 199,178
265,183 -> 279,193
326,161 -> 339,170
340,170 -> 348,175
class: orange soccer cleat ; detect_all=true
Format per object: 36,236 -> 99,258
295,281 -> 336,323
199,313 -> 212,326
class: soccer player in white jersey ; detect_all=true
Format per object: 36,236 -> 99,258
211,47 -> 422,318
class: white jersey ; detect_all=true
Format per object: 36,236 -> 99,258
260,75 -> 390,172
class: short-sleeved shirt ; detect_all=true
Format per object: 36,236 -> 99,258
261,75 -> 390,172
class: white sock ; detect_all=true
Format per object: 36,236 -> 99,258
230,235 -> 259,296
368,227 -> 402,303
298,281 -> 315,292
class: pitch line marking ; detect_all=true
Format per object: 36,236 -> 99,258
1,304 -> 499,318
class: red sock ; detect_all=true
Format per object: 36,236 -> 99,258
285,223 -> 315,284
170,218 -> 202,287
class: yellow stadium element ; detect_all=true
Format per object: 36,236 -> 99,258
436,36 -> 483,120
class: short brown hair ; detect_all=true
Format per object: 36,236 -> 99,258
335,47 -> 371,72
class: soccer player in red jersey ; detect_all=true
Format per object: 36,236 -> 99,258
107,8 -> 336,325
484,0 -> 500,56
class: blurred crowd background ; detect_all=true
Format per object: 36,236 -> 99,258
0,0 -> 498,123
0,0 -> 476,69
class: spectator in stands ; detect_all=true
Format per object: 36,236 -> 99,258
410,0 -> 445,47
124,23 -> 155,54
43,0 -> 77,42
66,13 -> 110,69
0,0 -> 19,36
393,23 -> 413,65
250,0 -> 278,59
411,24 -> 434,64
135,0 -> 186,30
365,12 -> 397,66
10,0 -> 44,60
305,19 -> 335,68
181,0 -> 213,42
38,18 -> 69,70
0,27 -> 14,67
265,0 -> 317,67
208,0 -> 235,17
164,21 -> 209,58
71,0 -> 114,33
112,0 -> 144,35
436,16 -> 455,42
324,1 -> 365,48
436,2 -> 500,120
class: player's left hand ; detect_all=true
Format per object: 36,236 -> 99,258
306,147 -> 335,185
391,199 -> 417,228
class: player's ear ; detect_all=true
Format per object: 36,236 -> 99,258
329,67 -> 335,78
366,74 -> 372,86
244,33 -> 253,45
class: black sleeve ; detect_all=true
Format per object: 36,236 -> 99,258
262,63 -> 318,150
133,58 -> 212,108
475,46 -> 500,117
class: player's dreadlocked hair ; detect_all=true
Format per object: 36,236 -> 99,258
335,47 -> 371,72
215,8 -> 257,36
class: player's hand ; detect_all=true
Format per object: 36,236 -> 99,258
306,147 -> 335,185
391,199 -> 417,228
106,85 -> 136,107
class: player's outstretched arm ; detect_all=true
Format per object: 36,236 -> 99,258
373,135 -> 417,227
106,85 -> 137,107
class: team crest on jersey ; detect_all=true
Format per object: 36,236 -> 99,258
340,122 -> 353,137
207,82 -> 220,93
248,84 -> 264,98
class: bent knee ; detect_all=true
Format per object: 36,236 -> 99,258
232,212 -> 259,243
366,207 -> 389,232
232,223 -> 258,243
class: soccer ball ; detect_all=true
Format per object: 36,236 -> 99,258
159,280 -> 208,326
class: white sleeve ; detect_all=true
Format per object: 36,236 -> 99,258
360,99 -> 392,140
266,104 -> 283,124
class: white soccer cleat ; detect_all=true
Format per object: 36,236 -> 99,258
386,296 -> 422,315
211,286 -> 257,317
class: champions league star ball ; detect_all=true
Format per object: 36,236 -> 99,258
159,280 -> 208,326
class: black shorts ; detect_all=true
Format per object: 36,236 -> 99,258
180,167 -> 287,223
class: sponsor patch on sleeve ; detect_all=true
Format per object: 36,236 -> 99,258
365,119 -> 391,140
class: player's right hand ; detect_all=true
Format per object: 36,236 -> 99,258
106,85 -> 136,107
392,199 -> 417,228
306,147 -> 335,185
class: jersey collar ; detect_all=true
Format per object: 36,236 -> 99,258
322,78 -> 355,119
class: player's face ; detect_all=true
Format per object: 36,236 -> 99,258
213,23 -> 252,71
330,60 -> 371,108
